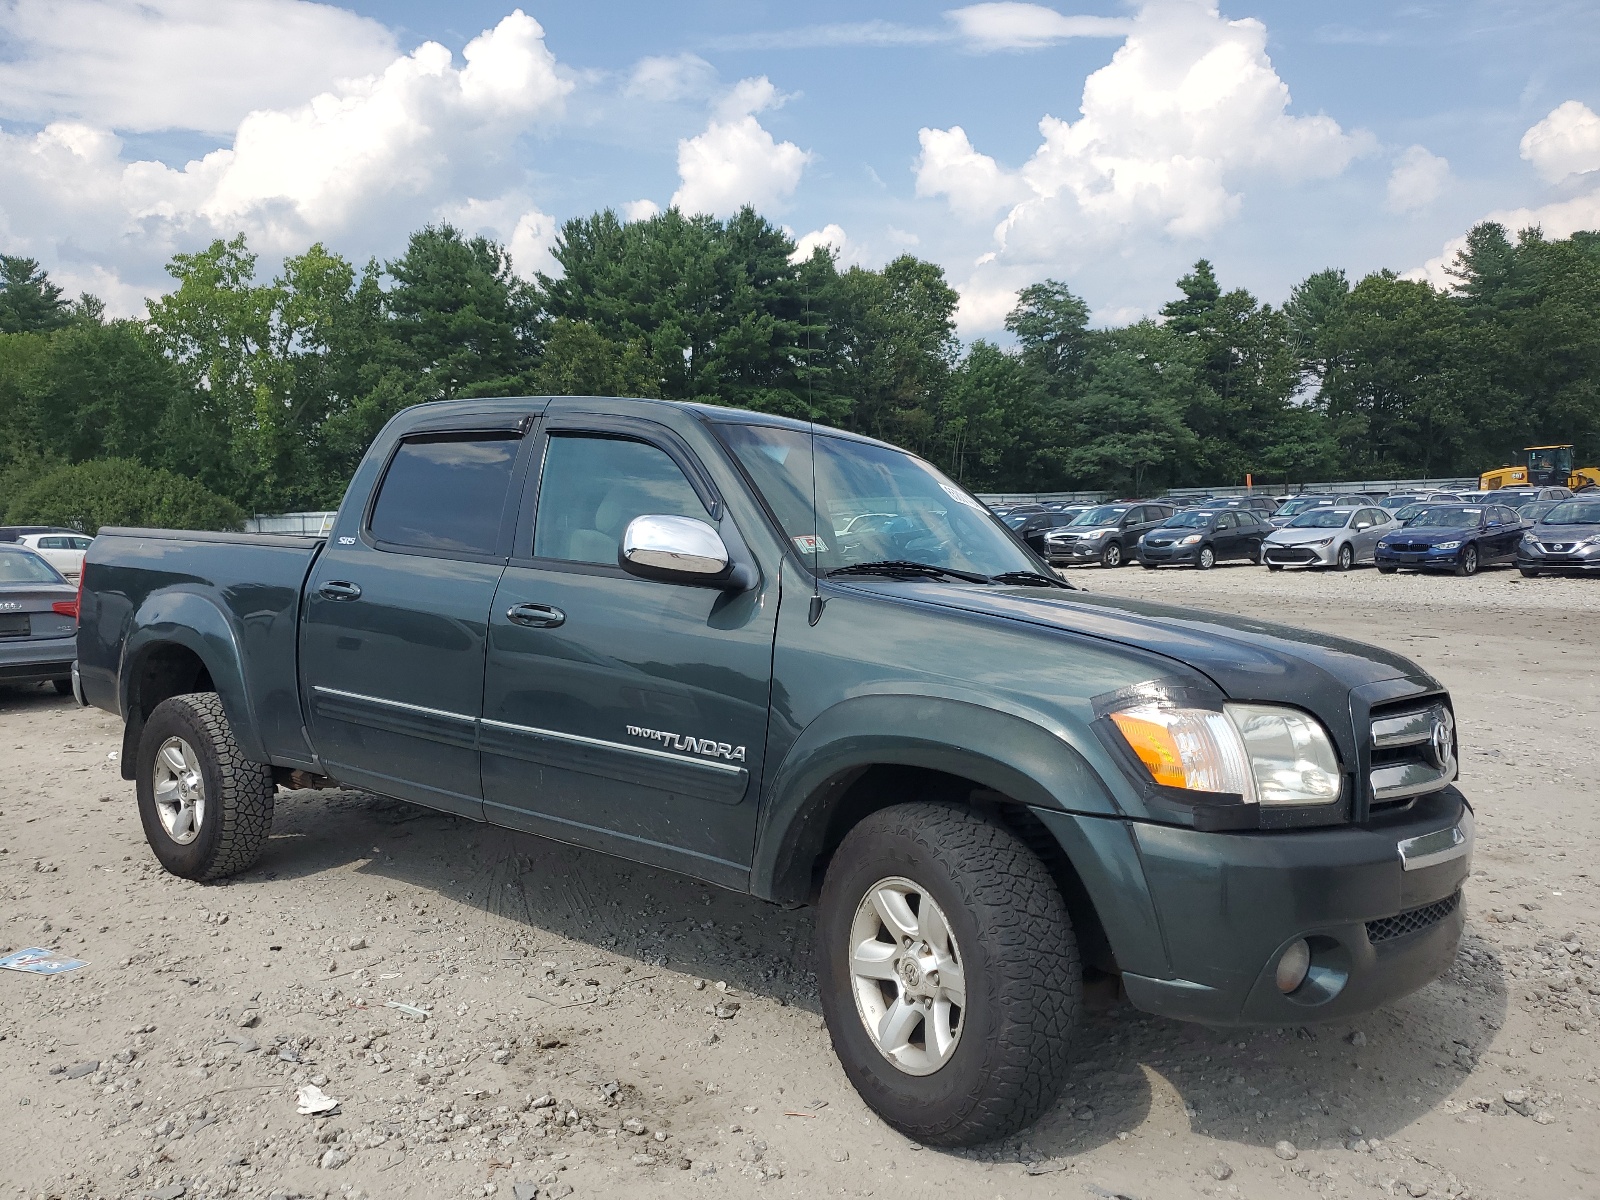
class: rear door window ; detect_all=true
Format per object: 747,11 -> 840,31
368,433 -> 521,555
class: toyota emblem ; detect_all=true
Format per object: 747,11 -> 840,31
1428,710 -> 1455,772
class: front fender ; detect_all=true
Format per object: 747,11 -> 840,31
121,588 -> 266,764
751,692 -> 1117,903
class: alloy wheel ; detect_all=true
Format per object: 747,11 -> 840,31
848,877 -> 966,1076
152,735 -> 206,845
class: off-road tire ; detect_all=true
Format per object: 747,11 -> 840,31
1196,545 -> 1216,570
1101,542 -> 1122,568
135,693 -> 275,881
1454,545 -> 1480,577
816,803 -> 1080,1146
52,678 -> 74,696
1336,544 -> 1354,571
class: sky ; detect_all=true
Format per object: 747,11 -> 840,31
1,0 -> 1598,333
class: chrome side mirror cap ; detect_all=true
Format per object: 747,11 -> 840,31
620,514 -> 739,586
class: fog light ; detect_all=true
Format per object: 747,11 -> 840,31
1275,939 -> 1312,993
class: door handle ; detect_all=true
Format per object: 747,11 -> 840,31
319,580 -> 362,601
507,602 -> 565,628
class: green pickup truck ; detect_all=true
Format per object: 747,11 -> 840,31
77,395 -> 1472,1145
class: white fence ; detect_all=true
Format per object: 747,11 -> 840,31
244,511 -> 336,537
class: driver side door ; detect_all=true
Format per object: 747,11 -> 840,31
479,415 -> 778,887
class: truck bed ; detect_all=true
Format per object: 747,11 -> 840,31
78,527 -> 325,769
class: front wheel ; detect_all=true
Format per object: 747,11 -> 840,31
816,804 -> 1080,1146
1336,543 -> 1354,571
135,693 -> 276,881
1454,545 -> 1480,577
1100,541 -> 1122,568
1196,545 -> 1216,570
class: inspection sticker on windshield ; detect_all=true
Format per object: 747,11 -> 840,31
793,534 -> 828,553
940,483 -> 986,510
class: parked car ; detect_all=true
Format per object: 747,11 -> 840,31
1199,496 -> 1281,518
1513,499 -> 1563,524
15,531 -> 93,581
1374,503 -> 1525,576
1517,496 -> 1600,576
1138,508 -> 1271,569
1043,502 -> 1174,568
1378,494 -> 1425,512
1007,508 -> 1085,555
75,394 -> 1472,1147
0,543 -> 79,693
1489,486 -> 1570,507
1262,506 -> 1397,571
0,524 -> 78,543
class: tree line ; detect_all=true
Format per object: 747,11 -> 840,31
1,209 -> 1597,530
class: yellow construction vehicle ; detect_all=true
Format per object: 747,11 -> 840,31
1480,445 -> 1600,491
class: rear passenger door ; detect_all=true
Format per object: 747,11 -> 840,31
301,419 -> 531,819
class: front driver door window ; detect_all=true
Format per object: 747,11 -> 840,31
481,425 -> 778,886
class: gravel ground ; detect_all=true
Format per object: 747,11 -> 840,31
2,561 -> 1597,1200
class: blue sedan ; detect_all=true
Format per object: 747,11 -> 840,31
1374,503 -> 1526,576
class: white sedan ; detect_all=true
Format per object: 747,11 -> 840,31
17,532 -> 93,581
1262,506 -> 1396,571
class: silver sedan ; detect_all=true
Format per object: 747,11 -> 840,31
1262,506 -> 1397,571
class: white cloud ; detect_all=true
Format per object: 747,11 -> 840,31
945,3 -> 1132,50
914,126 -> 1029,217
790,223 -> 861,264
1386,145 -> 1450,212
0,11 -> 571,308
1520,100 -> 1600,183
671,77 -> 812,217
1412,188 -> 1600,287
0,0 -> 399,135
952,279 -> 1021,335
624,53 -> 716,103
917,0 -> 1367,330
622,199 -> 662,222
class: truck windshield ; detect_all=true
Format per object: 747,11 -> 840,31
719,423 -> 1038,577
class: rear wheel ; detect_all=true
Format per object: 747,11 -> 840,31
135,693 -> 276,881
1101,542 -> 1122,568
1336,544 -> 1354,571
1454,545 -> 1480,577
1196,546 -> 1216,570
816,803 -> 1080,1146
52,678 -> 74,696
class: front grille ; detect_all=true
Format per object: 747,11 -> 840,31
1540,542 -> 1576,553
1265,546 -> 1316,562
1368,698 -> 1456,808
1386,541 -> 1432,554
1366,891 -> 1460,943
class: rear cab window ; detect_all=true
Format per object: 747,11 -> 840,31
368,433 -> 522,555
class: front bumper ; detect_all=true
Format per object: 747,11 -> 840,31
1263,542 -> 1335,567
1375,548 -> 1460,571
1046,540 -> 1111,565
1034,788 -> 1471,1026
1139,543 -> 1200,565
1518,544 -> 1600,572
0,635 -> 76,685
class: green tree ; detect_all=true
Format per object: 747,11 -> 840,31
0,256 -> 69,334
943,341 -> 1060,489
5,458 -> 245,533
1006,279 -> 1091,379
1066,322 -> 1197,495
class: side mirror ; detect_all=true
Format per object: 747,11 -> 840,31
620,514 -> 742,587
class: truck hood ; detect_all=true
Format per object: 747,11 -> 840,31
834,579 -> 1431,699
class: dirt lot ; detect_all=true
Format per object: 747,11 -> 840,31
2,563 -> 1597,1200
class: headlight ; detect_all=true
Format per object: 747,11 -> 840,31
1583,534 -> 1600,546
1085,528 -> 1110,538
1309,537 -> 1333,547
1376,540 -> 1390,549
1178,534 -> 1202,545
1520,532 -> 1536,544
1433,540 -> 1462,550
1110,701 -> 1341,806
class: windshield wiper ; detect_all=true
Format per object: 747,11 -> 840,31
827,560 -> 993,584
990,570 -> 1073,589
